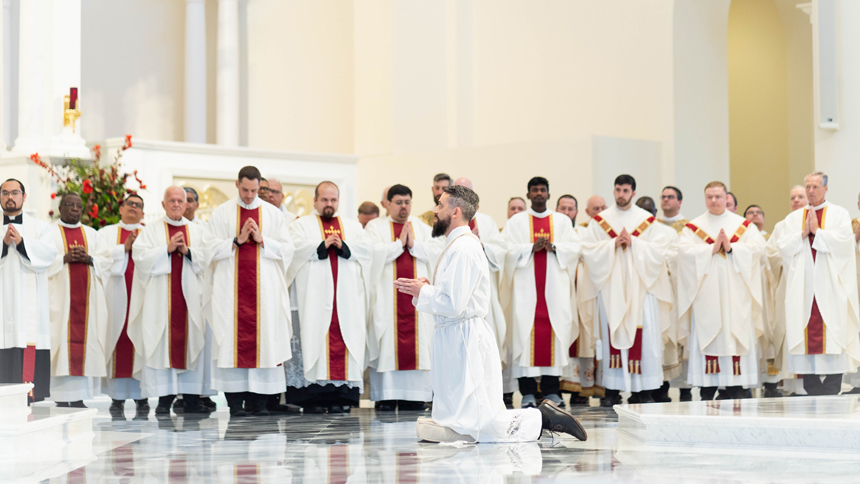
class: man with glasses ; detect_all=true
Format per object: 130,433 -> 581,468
99,194 -> 149,417
47,193 -> 112,407
259,178 -> 270,204
0,179 -> 58,403
744,205 -> 767,236
266,179 -> 297,224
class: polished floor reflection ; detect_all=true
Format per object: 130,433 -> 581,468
23,396 -> 860,483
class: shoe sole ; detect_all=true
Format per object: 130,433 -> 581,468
542,400 -> 588,441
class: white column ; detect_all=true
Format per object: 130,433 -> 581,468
217,0 -> 240,146
185,0 -> 207,144
12,0 -> 87,159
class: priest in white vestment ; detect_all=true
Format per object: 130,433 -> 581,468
285,182 -> 372,413
776,172 -> 860,395
202,166 -> 294,417
395,186 -> 586,443
99,193 -> 148,417
453,177 -> 515,404
764,185 -> 808,396
501,177 -> 581,408
581,175 -> 675,405
0,179 -> 57,402
47,193 -> 111,406
266,179 -> 298,224
127,187 -> 210,414
366,184 -> 443,411
676,182 -> 766,400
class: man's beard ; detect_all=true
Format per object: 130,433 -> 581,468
616,197 -> 631,208
321,207 -> 335,218
431,214 -> 450,238
3,200 -> 19,213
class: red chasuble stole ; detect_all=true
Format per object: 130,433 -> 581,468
61,226 -> 90,377
318,216 -> 348,380
684,219 -> 751,375
530,214 -> 555,367
391,221 -> 418,370
591,214 -> 656,374
112,228 -> 138,378
235,206 -> 262,368
165,223 -> 190,369
803,207 -> 827,355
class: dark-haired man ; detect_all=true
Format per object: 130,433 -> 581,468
358,202 -> 379,228
99,193 -> 148,417
365,184 -> 443,411
396,185 -> 586,443
501,177 -> 581,409
744,205 -> 766,235
418,173 -> 452,226
0,179 -> 57,403
47,193 -> 112,407
726,192 -> 738,214
659,186 -> 687,232
581,175 -> 675,406
285,181 -> 373,414
184,187 -> 201,223
202,166 -> 295,416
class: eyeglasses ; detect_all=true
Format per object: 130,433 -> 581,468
258,187 -> 270,193
746,210 -> 764,216
269,189 -> 282,195
124,201 -> 143,209
1,190 -> 21,197
62,202 -> 83,209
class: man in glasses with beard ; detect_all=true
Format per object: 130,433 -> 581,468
285,181 -> 373,414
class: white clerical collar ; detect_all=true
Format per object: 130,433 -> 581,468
237,197 -> 262,210
809,200 -> 830,211
528,208 -> 551,218
446,224 -> 472,244
164,216 -> 187,226
58,220 -> 82,228
706,210 -> 730,220
661,212 -> 685,223
118,221 -> 143,230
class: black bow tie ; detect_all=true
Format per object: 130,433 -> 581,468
3,215 -> 21,225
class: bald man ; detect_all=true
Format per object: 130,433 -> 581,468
127,187 -> 211,414
454,177 -> 515,406
267,179 -> 298,225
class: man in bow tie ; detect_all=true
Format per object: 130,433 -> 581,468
0,179 -> 58,403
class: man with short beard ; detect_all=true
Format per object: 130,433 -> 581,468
776,172 -> 860,396
677,181 -> 765,400
0,179 -> 57,403
763,186 -> 807,397
47,193 -> 112,407
365,184 -> 443,411
501,177 -> 581,409
99,193 -> 148,417
285,181 -> 373,414
580,175 -> 675,406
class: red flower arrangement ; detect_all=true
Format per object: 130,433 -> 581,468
31,135 -> 145,229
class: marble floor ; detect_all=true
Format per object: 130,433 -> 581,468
10,395 -> 859,483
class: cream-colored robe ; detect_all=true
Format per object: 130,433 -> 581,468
500,209 -> 580,377
677,211 -> 765,386
471,212 -> 508,353
47,221 -> 112,378
581,205 -> 675,392
763,222 -> 787,381
286,212 -> 373,382
127,217 -> 207,373
203,197 -> 294,370
777,202 -> 860,375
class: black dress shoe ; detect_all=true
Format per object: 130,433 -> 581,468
56,402 -> 70,407
637,391 -> 655,404
503,393 -> 514,409
600,393 -> 622,407
303,405 -> 325,414
679,389 -> 693,402
375,400 -> 396,411
135,399 -> 151,412
70,401 -> 87,408
328,405 -> 344,414
155,406 -> 171,415
569,395 -> 589,406
200,396 -> 217,408
538,400 -> 587,441
627,393 -> 641,404
109,399 -> 125,418
397,401 -> 427,411
229,405 -> 247,417
653,382 -> 672,403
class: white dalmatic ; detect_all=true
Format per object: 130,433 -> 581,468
570,223 -> 599,395
98,221 -> 144,400
676,211 -> 765,388
47,221 -> 112,401
777,202 -> 860,375
286,212 -> 373,383
418,225 -> 542,442
203,197 -> 294,394
500,209 -> 580,378
580,205 -> 675,393
127,217 -> 208,398
366,216 -> 443,401
0,213 -> 57,351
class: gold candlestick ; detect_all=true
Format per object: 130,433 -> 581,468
63,95 -> 81,133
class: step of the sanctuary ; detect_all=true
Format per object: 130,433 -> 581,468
615,396 -> 860,454
0,384 -> 96,482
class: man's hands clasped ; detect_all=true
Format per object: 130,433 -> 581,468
3,225 -> 22,246
712,229 -> 733,255
237,218 -> 264,248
